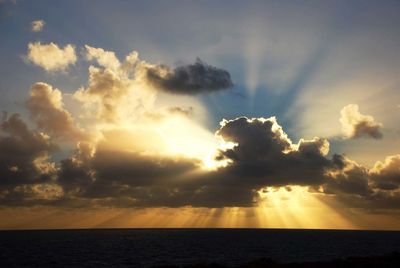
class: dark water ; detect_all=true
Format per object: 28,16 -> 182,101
1,229 -> 400,267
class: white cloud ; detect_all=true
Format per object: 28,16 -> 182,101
340,104 -> 383,139
26,82 -> 86,140
31,20 -> 45,32
27,42 -> 77,72
85,45 -> 120,71
74,45 -> 155,122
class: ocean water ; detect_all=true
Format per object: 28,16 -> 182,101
1,229 -> 400,267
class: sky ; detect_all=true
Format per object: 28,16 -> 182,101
0,0 -> 400,230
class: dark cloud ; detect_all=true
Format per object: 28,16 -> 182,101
57,140 -> 201,199
54,117 -> 337,208
146,58 -> 233,94
370,155 -> 400,190
214,117 -> 332,187
322,154 -> 400,210
0,113 -> 57,187
353,121 -> 383,139
88,148 -> 199,191
323,155 -> 373,197
1,114 -> 400,211
57,142 -> 95,194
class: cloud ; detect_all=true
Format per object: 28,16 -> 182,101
5,44 -> 400,211
56,140 -> 202,205
74,46 -> 154,122
30,20 -> 45,32
1,110 -> 400,210
26,82 -> 86,140
214,117 -> 332,187
370,155 -> 400,190
85,45 -> 120,71
53,116 -> 338,208
146,58 -> 233,94
168,106 -> 194,117
323,155 -> 372,196
53,116 -> 400,209
74,45 -> 220,123
74,66 -> 131,122
26,42 -> 77,72
0,113 -> 57,188
340,104 -> 383,139
321,153 -> 400,210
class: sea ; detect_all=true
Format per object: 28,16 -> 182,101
1,228 -> 400,267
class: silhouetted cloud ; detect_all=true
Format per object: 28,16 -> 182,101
0,114 -> 56,187
370,155 -> 400,190
1,113 -> 400,209
146,58 -> 233,94
53,117 -> 341,207
213,117 -> 332,187
323,155 -> 372,196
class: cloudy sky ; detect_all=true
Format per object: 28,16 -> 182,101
1,0 -> 400,230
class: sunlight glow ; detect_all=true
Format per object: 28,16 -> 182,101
255,186 -> 356,229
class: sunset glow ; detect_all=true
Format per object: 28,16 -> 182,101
1,0 -> 400,231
